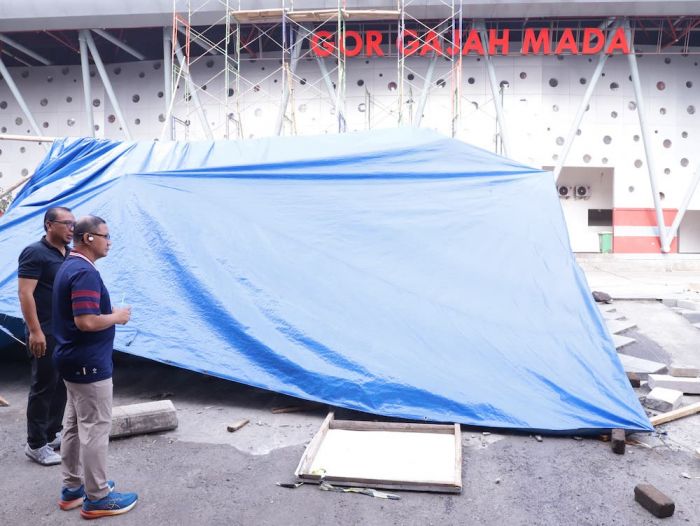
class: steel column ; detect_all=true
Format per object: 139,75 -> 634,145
0,34 -> 52,65
81,30 -> 132,140
78,32 -> 95,138
174,43 -> 213,140
92,29 -> 145,60
414,53 -> 439,127
275,26 -> 305,136
665,166 -> 700,251
163,27 -> 173,140
0,57 -> 47,150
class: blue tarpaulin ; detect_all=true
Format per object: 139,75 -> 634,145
0,129 -> 652,433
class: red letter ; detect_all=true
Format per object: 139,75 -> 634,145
311,30 -> 333,58
555,28 -> 579,55
420,31 -> 444,56
340,30 -> 363,57
522,28 -> 551,55
489,28 -> 509,55
581,28 -> 604,54
365,30 -> 384,57
447,29 -> 462,56
397,29 -> 420,56
462,30 -> 485,56
606,27 -> 630,54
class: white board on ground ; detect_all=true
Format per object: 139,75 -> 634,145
309,429 -> 455,484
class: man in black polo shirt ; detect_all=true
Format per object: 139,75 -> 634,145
18,206 -> 75,465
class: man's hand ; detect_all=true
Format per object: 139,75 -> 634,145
112,306 -> 131,325
28,330 -> 47,358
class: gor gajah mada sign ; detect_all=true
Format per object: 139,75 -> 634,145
310,27 -> 631,57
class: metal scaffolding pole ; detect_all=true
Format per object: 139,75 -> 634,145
665,166 -> 700,251
0,34 -> 52,65
553,19 -> 618,182
92,29 -> 145,60
174,43 -> 214,140
477,21 -> 512,157
78,32 -> 95,138
81,30 -> 132,140
414,53 -> 439,127
163,27 -> 173,140
625,19 -> 670,252
0,57 -> 48,150
275,24 -> 305,135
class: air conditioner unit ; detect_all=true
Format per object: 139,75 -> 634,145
575,185 -> 591,199
557,185 -> 572,198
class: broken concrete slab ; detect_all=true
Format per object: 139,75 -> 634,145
676,299 -> 700,311
110,400 -> 178,439
618,354 -> 667,379
668,365 -> 700,378
647,375 -> 700,394
644,388 -> 683,413
606,319 -> 637,334
672,308 -> 700,324
613,335 -> 636,350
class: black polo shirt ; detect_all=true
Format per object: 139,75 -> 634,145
18,237 -> 70,334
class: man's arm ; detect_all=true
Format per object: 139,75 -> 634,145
17,277 -> 46,357
74,307 -> 131,332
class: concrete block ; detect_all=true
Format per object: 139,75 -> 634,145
676,299 -> 700,311
634,484 -> 675,518
618,354 -> 667,380
110,400 -> 178,439
606,319 -> 637,334
612,335 -> 636,350
668,365 -> 700,378
647,374 -> 700,394
644,387 -> 683,413
611,429 -> 625,454
674,309 -> 700,323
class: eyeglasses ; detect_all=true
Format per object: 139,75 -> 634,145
51,220 -> 76,229
89,232 -> 111,240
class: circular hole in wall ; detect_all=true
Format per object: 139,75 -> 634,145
688,105 -> 696,114
660,107 -> 667,115
583,154 -> 591,163
576,129 -> 582,136
107,114 -> 116,123
580,78 -> 587,85
134,118 -> 140,125
158,114 -> 165,122
436,79 -> 446,88
20,146 -> 26,153
157,91 -> 163,98
378,73 -> 383,78
357,79 -> 364,87
633,134 -> 640,142
408,73 -> 415,81
628,185 -> 635,192
656,81 -> 666,91
92,99 -> 101,107
549,78 -> 558,87
659,192 -> 666,200
687,81 -> 693,88
552,154 -> 559,161
62,67 -> 70,75
610,82 -> 619,91
555,137 -> 564,146
602,157 -> 608,164
113,67 -> 121,75
388,81 -> 397,91
500,80 -> 509,88
664,168 -> 671,174
94,125 -> 100,131
90,71 -> 96,78
47,75 -> 53,83
153,62 -> 161,70
21,70 -> 29,78
681,158 -> 689,167
358,103 -> 366,113
132,94 -> 140,103
628,101 -> 637,110
552,105 -> 559,112
15,117 -> 23,125
682,131 -> 689,138
21,168 -> 29,176
0,101 -> 7,109
663,139 -> 672,148
634,159 -> 643,168
468,77 -> 475,84
603,136 -> 612,144
1,127 -> 6,133
519,72 -> 527,79
67,118 -> 75,127
40,98 -> 48,107
253,85 -> 260,92
66,96 -> 72,103
206,59 -> 214,68
42,122 -> 49,128
138,72 -> 145,78
228,88 -> 234,97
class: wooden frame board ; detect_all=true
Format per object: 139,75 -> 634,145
294,412 -> 462,493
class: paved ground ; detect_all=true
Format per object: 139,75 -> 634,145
1,256 -> 700,525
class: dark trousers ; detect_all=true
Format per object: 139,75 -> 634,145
26,333 -> 66,449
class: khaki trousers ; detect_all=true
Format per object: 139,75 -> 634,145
61,378 -> 112,501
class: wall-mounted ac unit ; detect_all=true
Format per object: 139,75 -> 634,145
557,185 -> 572,198
575,185 -> 591,199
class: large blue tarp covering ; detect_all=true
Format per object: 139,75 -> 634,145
0,129 -> 652,433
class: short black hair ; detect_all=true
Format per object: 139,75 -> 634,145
74,215 -> 107,244
43,206 -> 72,232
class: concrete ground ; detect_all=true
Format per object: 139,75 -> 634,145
1,255 -> 699,525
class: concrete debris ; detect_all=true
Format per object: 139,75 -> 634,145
644,388 -> 683,413
676,299 -> 700,311
605,319 -> 637,334
617,354 -> 667,380
634,484 -> 675,518
626,372 -> 642,388
611,429 -> 625,454
110,400 -> 178,439
534,435 -> 543,442
612,335 -> 636,350
0,395 -> 9,407
668,365 -> 700,378
227,419 -> 250,432
592,291 -> 613,303
648,374 -> 700,394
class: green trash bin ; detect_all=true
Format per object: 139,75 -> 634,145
598,231 -> 613,253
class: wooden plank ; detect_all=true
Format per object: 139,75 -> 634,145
271,405 -> 311,414
226,419 -> 249,432
310,475 -> 462,494
330,419 -> 455,434
294,411 -> 334,477
650,401 -> 700,426
0,395 -> 9,407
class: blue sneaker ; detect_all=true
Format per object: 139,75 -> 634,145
80,491 -> 138,519
59,481 -> 115,511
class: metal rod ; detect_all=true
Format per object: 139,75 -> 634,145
664,166 -> 700,250
0,133 -> 56,142
163,27 -> 173,140
476,21 -> 511,157
0,57 -> 48,151
81,30 -> 132,140
0,174 -> 32,201
78,32 -> 95,138
414,53 -> 438,127
174,43 -> 214,140
275,26 -> 305,136
0,34 -> 52,65
625,19 -> 670,252
92,29 -> 145,61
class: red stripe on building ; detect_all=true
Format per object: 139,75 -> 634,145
613,236 -> 678,253
613,208 -> 677,227
71,290 -> 100,299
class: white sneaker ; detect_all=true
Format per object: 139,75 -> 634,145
25,443 -> 61,466
48,432 -> 61,450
